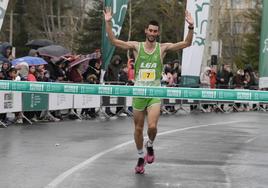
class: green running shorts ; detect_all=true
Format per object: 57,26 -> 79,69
132,97 -> 161,111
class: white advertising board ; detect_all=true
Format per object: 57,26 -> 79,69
0,91 -> 22,113
48,93 -> 73,110
73,94 -> 100,108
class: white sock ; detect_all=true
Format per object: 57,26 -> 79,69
147,139 -> 153,147
137,150 -> 144,158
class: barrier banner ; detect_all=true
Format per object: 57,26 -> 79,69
22,93 -> 48,111
181,0 -> 210,87
0,91 -> 22,113
73,94 -> 100,108
48,93 -> 73,110
1,81 -> 268,102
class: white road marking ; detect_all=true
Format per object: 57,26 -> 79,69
245,136 -> 257,143
220,153 -> 233,188
155,182 -> 181,187
45,120 -> 242,188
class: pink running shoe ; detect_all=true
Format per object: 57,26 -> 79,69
135,158 -> 145,174
144,143 -> 155,164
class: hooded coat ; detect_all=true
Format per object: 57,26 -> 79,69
200,67 -> 211,88
104,55 -> 122,82
0,42 -> 12,65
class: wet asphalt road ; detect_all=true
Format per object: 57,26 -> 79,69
1,112 -> 268,188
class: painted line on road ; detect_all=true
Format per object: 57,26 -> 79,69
245,136 -> 257,143
45,120 -> 242,188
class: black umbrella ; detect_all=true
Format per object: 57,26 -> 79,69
37,45 -> 71,58
26,39 -> 54,49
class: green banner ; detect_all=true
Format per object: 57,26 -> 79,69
180,76 -> 200,88
259,0 -> 268,88
22,93 -> 48,111
1,81 -> 268,102
101,0 -> 129,69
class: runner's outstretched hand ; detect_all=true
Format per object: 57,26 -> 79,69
185,10 -> 194,26
103,7 -> 113,22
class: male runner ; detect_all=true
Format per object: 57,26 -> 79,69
104,7 -> 194,174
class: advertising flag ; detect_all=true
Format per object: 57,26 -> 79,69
102,0 -> 129,69
181,0 -> 210,87
259,1 -> 268,89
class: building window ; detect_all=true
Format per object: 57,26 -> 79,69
233,22 -> 244,34
230,0 -> 245,9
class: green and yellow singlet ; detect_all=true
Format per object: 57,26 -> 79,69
134,42 -> 163,86
132,42 -> 163,111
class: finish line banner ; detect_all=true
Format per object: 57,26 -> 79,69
259,0 -> 268,89
181,0 -> 210,87
1,81 -> 268,102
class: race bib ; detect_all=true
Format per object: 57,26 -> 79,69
139,69 -> 156,81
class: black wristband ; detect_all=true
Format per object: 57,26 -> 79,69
188,25 -> 194,30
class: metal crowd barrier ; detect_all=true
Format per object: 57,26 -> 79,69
161,98 -> 265,114
99,96 -> 126,118
1,93 -> 267,127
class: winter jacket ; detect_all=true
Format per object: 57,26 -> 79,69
0,42 -> 12,65
104,55 -> 122,82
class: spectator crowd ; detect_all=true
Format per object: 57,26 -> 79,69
0,41 -> 265,127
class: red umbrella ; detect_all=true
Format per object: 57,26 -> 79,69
69,52 -> 99,68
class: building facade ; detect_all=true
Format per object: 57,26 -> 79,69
202,0 -> 262,71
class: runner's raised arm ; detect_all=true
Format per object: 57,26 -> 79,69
161,10 -> 194,54
103,7 -> 138,51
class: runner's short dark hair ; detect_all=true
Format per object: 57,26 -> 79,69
148,20 -> 159,28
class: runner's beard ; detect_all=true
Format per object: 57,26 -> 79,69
147,35 -> 156,43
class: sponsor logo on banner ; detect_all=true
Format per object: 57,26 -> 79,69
201,91 -> 217,99
99,86 -> 113,95
263,38 -> 268,53
193,2 -> 210,47
167,89 -> 181,97
110,1 -> 128,37
237,92 -> 251,100
133,88 -> 146,96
